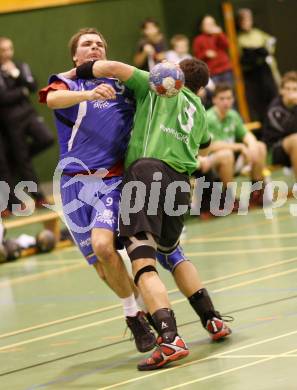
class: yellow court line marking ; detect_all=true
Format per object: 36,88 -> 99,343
0,304 -> 122,340
0,213 -> 290,288
97,332 -> 297,390
201,214 -> 291,239
1,266 -> 296,352
0,262 -> 87,288
2,243 -> 289,289
0,315 -> 123,352
190,255 -> 297,286
1,255 -> 297,340
183,232 -> 297,244
57,246 -> 78,253
286,350 -> 297,355
219,354 -> 297,359
163,347 -> 297,390
187,245 -> 297,257
2,259 -> 79,267
0,246 -> 78,268
171,267 -> 297,302
169,267 -> 297,310
0,210 -> 293,337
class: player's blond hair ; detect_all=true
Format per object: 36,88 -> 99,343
170,34 -> 189,48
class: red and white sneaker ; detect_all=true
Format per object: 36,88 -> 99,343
206,317 -> 232,341
137,335 -> 189,371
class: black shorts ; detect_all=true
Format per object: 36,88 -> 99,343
119,158 -> 190,248
271,141 -> 291,167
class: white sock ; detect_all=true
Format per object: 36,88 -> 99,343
121,294 -> 139,317
136,293 -> 147,313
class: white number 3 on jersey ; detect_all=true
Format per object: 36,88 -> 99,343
178,97 -> 196,134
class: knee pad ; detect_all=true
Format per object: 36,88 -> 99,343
156,244 -> 188,273
134,265 -> 158,286
122,232 -> 157,261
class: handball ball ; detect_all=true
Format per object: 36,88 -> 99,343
149,62 -> 185,97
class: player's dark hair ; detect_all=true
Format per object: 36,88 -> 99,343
236,8 -> 253,31
69,28 -> 107,62
213,83 -> 233,97
140,18 -> 160,30
179,58 -> 209,94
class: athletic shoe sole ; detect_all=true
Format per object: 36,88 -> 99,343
138,349 -> 189,371
211,326 -> 232,341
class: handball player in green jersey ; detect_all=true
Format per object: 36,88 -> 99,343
71,58 -> 232,371
201,83 -> 267,208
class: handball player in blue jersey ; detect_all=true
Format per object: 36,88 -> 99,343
39,28 -> 156,353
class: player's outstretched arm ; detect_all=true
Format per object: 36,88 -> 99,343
46,89 -> 91,109
46,83 -> 116,109
77,60 -> 135,82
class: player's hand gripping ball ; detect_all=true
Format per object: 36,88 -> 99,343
149,62 -> 185,97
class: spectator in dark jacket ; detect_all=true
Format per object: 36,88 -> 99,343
262,71 -> 297,177
0,36 -> 54,208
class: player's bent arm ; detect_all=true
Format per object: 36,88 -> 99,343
74,60 -> 134,82
46,89 -> 90,109
76,61 -> 149,99
91,61 -> 134,82
46,84 -> 115,109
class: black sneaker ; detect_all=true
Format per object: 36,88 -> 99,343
126,311 -> 156,353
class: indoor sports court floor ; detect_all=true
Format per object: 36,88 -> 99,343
1,196 -> 296,389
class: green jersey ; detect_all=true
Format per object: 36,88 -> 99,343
206,107 -> 247,143
124,68 -> 211,175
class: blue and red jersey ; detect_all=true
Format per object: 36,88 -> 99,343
39,75 -> 135,174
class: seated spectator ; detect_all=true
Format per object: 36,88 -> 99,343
133,18 -> 166,71
237,8 -> 278,121
200,84 -> 267,209
192,15 -> 233,85
165,34 -> 192,64
0,36 -> 54,208
262,71 -> 297,178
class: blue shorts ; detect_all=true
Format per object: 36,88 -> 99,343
60,175 -> 122,265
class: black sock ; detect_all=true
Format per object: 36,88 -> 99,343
188,288 -> 220,327
151,308 -> 177,343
